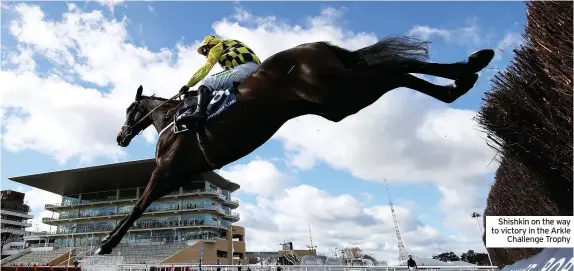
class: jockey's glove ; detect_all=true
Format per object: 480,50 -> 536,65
179,85 -> 190,94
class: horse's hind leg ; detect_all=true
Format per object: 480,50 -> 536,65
401,49 -> 494,80
399,73 -> 478,103
95,167 -> 185,255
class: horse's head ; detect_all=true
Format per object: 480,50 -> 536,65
116,85 -> 154,147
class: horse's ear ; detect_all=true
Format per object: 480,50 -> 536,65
136,85 -> 143,101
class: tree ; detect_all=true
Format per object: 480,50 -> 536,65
460,250 -> 476,263
432,252 -> 460,262
362,254 -> 378,264
460,250 -> 490,266
342,247 -> 363,259
474,254 -> 490,266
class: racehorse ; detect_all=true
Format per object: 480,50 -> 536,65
98,36 -> 494,254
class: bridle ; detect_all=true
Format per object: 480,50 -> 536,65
120,91 -> 219,171
121,102 -> 145,138
122,93 -> 184,137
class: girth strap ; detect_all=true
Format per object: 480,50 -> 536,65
196,130 -> 219,170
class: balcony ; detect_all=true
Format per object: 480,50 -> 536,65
32,234 -> 227,248
0,209 -> 34,219
1,227 -> 27,235
3,236 -> 24,243
1,202 -> 31,213
26,219 -> 229,236
41,203 -> 236,224
223,211 -> 240,222
1,217 -> 32,227
44,189 -> 225,210
42,217 -> 57,223
223,197 -> 239,208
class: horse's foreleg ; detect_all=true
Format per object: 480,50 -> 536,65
99,216 -> 128,245
399,73 -> 478,103
95,167 -> 183,255
99,197 -> 144,244
399,49 -> 495,80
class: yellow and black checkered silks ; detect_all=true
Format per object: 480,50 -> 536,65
199,35 -> 222,49
218,40 -> 261,70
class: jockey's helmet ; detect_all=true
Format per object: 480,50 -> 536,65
197,35 -> 222,56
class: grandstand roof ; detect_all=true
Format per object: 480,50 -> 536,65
9,158 -> 240,195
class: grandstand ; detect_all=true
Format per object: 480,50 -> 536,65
1,190 -> 33,260
246,242 -> 321,266
5,158 -> 246,266
7,247 -> 71,266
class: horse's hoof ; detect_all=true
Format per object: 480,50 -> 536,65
94,246 -> 112,255
100,235 -> 111,244
454,73 -> 479,92
467,49 -> 495,73
444,73 -> 479,103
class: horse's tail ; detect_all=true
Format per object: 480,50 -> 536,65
323,35 -> 430,69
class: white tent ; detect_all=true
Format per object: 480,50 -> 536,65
408,256 -> 478,267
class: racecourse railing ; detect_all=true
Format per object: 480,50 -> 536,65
81,264 -> 500,271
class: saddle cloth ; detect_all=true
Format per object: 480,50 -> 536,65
175,86 -> 238,127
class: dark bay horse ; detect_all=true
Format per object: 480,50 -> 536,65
97,36 -> 494,254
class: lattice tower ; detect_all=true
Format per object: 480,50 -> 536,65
385,179 -> 409,265
307,225 -> 315,251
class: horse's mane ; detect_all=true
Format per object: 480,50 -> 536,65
144,94 -> 180,103
147,93 -> 168,101
143,94 -> 182,119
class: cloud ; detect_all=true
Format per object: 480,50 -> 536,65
1,2 -> 12,10
494,32 -> 524,61
408,23 -> 483,47
273,95 -> 496,184
270,94 -> 496,235
231,161 -> 486,262
1,3 -> 206,163
147,5 -> 157,16
218,159 -> 295,197
307,7 -> 347,27
94,0 -> 124,12
232,6 -> 253,22
360,192 -> 374,202
1,3 -> 500,256
0,4 -> 377,164
21,188 -> 62,232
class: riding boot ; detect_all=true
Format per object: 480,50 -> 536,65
176,85 -> 210,125
188,85 -> 210,120
175,86 -> 209,125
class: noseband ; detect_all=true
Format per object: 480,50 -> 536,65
122,102 -> 146,137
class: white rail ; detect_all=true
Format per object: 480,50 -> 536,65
80,264 -> 499,271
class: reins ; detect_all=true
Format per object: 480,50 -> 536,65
128,92 -> 184,130
123,91 -> 218,171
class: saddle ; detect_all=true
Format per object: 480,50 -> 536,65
173,95 -> 200,134
172,83 -> 240,134
180,95 -> 198,114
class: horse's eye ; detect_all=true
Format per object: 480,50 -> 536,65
126,104 -> 135,113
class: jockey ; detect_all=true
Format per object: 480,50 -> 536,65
176,35 -> 261,125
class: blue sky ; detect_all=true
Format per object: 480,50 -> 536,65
1,1 -> 526,261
